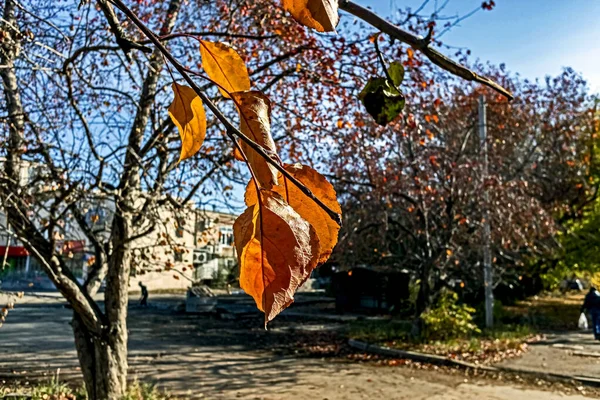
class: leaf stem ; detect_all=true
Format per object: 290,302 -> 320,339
373,33 -> 403,97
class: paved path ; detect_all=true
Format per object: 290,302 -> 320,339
498,331 -> 600,378
0,294 -> 595,399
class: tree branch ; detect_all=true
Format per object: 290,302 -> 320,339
96,0 -> 152,55
339,0 -> 514,100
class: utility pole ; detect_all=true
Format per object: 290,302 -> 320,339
478,95 -> 494,328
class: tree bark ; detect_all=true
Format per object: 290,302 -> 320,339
72,315 -> 127,400
412,259 -> 432,336
1,0 -> 25,180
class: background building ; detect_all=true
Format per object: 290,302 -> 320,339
0,164 -> 238,291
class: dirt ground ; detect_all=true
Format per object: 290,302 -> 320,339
0,293 -> 597,400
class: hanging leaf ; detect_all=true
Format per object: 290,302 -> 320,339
387,61 -> 405,87
168,83 -> 207,161
358,77 -> 405,126
246,163 -> 341,264
234,190 -> 320,325
200,40 -> 251,98
283,0 -> 339,32
231,91 -> 278,189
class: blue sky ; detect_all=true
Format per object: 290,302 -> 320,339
356,0 -> 600,93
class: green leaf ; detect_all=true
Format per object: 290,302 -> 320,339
387,61 -> 405,87
358,77 -> 405,126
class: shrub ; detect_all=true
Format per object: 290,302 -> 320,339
421,289 -> 481,341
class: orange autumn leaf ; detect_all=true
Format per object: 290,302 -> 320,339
283,0 -> 339,32
234,190 -> 320,325
246,163 -> 341,264
168,83 -> 207,161
232,91 -> 278,189
199,40 -> 251,98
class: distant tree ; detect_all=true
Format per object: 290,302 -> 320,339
541,105 -> 600,285
331,66 -> 596,321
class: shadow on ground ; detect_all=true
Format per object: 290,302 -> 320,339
2,298 -> 599,399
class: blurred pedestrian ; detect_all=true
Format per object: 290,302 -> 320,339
582,287 -> 600,339
139,281 -> 148,307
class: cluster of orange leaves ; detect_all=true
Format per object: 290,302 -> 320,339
167,0 -> 342,325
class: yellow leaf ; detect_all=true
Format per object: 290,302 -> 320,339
231,91 -> 278,189
283,0 -> 339,32
246,163 -> 341,264
199,40 -> 251,98
234,190 -> 320,325
168,83 -> 207,161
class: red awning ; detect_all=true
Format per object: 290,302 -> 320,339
62,240 -> 86,253
0,246 -> 29,257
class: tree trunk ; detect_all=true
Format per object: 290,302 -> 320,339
72,215 -> 131,400
417,256 -> 435,312
72,315 -> 127,400
71,2 -> 182,398
412,259 -> 433,337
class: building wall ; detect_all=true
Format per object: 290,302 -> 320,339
127,207 -> 237,290
0,191 -> 238,291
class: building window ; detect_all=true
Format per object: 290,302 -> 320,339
174,249 -> 184,262
196,217 -> 213,233
219,227 -> 233,246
